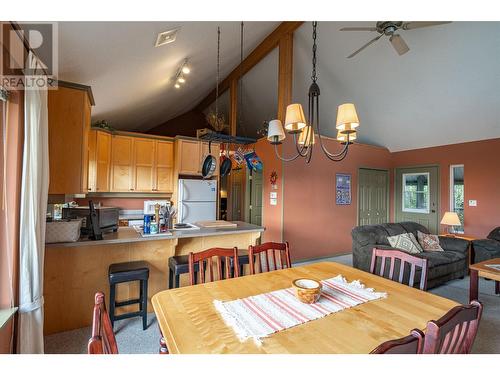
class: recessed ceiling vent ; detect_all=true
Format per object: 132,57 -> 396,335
155,28 -> 180,47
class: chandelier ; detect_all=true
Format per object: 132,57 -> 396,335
268,22 -> 360,163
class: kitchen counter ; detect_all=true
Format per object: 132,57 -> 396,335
44,221 -> 264,335
46,221 -> 264,248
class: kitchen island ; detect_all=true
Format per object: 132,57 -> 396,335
44,221 -> 264,334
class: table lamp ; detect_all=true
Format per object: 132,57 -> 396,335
440,211 -> 462,235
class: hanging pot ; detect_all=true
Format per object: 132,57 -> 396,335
201,141 -> 217,179
220,143 -> 232,177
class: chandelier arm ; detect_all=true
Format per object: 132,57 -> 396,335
273,143 -> 302,162
293,131 -> 311,157
315,99 -> 350,159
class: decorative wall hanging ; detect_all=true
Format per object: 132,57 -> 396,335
270,171 -> 278,190
335,173 -> 351,205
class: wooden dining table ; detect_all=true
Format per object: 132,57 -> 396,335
152,261 -> 459,354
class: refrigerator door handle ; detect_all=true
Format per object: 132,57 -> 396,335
181,202 -> 188,223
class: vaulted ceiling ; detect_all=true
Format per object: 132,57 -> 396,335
57,21 -> 500,152
57,21 -> 279,131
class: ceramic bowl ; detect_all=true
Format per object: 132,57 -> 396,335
292,278 -> 322,304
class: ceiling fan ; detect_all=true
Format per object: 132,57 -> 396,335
340,21 -> 451,58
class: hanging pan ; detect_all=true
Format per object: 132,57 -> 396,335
220,143 -> 232,177
201,141 -> 217,179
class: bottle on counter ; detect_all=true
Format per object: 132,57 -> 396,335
143,214 -> 151,234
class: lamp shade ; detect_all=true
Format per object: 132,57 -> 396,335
267,119 -> 286,144
298,126 -> 315,146
440,211 -> 461,226
337,130 -> 357,143
336,103 -> 360,132
284,103 -> 307,133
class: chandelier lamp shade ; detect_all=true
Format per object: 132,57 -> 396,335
267,119 -> 286,144
269,22 -> 360,163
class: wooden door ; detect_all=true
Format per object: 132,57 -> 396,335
249,170 -> 263,225
230,168 -> 244,221
395,166 -> 439,233
358,168 -> 389,226
155,141 -> 174,192
133,138 -> 155,192
95,131 -> 111,192
111,135 -> 134,192
178,139 -> 201,175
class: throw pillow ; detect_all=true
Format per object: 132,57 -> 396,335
417,230 -> 444,252
387,233 -> 424,254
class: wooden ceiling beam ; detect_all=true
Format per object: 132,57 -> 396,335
194,21 -> 304,113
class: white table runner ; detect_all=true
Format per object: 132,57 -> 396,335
214,275 -> 387,345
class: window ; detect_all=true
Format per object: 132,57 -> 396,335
450,165 -> 464,233
402,173 -> 430,213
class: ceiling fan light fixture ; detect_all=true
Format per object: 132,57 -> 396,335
284,103 -> 307,133
336,103 -> 360,131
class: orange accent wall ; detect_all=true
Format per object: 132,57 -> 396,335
259,136 -> 500,262
74,197 -> 159,210
280,137 -> 392,261
255,139 -> 284,243
391,138 -> 500,238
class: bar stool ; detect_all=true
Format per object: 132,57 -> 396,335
108,260 -> 149,330
168,253 -> 249,288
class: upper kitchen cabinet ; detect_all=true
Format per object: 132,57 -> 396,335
87,129 -> 112,193
110,135 -> 134,192
175,138 -> 220,176
133,138 -> 155,192
155,141 -> 174,192
48,82 -> 94,194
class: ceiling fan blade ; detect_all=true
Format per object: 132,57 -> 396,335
390,34 -> 410,56
347,34 -> 383,58
402,21 -> 452,30
339,27 -> 378,32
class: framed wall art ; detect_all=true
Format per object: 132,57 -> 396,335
336,173 -> 351,205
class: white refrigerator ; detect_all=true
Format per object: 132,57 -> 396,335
177,179 -> 217,224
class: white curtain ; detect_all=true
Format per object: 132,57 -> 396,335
18,52 -> 49,354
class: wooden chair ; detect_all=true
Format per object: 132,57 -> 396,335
248,242 -> 291,274
88,292 -> 119,354
421,300 -> 483,354
370,248 -> 428,290
371,329 -> 424,354
188,247 -> 239,285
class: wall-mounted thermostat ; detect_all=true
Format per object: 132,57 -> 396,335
468,200 -> 477,207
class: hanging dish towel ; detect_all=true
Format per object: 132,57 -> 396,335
214,275 -> 387,345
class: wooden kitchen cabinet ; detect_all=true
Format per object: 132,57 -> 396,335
48,84 -> 93,194
133,138 -> 155,192
95,131 -> 112,192
155,141 -> 174,192
111,135 -> 134,192
176,138 -> 220,176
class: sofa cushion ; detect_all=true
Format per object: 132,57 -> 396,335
417,231 -> 444,252
387,233 -> 424,254
399,222 -> 430,238
418,249 -> 466,267
487,227 -> 500,242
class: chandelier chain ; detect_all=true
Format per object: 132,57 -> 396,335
215,27 -> 220,119
312,21 -> 317,83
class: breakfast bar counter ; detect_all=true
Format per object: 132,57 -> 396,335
44,221 -> 264,334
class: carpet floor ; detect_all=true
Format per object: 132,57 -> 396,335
44,254 -> 500,354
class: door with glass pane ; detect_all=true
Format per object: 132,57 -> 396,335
395,166 -> 439,233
